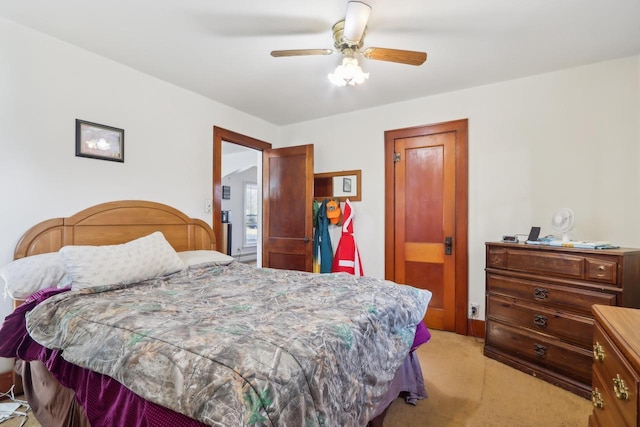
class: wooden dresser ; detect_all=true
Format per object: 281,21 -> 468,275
484,242 -> 640,398
590,305 -> 640,427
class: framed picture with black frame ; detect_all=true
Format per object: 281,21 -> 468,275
222,185 -> 231,200
75,119 -> 124,162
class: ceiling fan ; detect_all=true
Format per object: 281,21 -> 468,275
270,1 -> 427,86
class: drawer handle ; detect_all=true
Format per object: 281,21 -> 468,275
593,342 -> 605,362
533,314 -> 547,328
597,265 -> 605,271
534,288 -> 548,300
613,374 -> 630,401
533,343 -> 547,358
591,388 -> 605,409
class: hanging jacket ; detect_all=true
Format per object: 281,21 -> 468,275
331,199 -> 364,276
313,199 -> 333,273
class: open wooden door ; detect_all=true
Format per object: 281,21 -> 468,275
262,144 -> 314,271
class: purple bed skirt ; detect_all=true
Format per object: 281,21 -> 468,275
1,287 -> 429,426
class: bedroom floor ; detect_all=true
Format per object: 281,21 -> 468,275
1,329 -> 592,427
383,329 -> 592,426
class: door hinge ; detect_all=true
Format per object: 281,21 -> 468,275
394,152 -> 401,163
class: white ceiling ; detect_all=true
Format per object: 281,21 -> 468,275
1,1 -> 639,126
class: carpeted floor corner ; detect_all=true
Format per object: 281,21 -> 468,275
383,329 -> 592,426
1,329 -> 592,427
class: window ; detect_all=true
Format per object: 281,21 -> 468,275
243,182 -> 258,247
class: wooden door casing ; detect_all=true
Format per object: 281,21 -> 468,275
384,119 -> 468,334
213,127 -> 271,254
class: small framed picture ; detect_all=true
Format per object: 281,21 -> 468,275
343,177 -> 352,193
76,119 -> 124,162
222,185 -> 231,200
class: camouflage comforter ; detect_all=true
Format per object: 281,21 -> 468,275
25,262 -> 432,426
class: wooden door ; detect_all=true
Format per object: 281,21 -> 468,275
385,120 -> 468,333
262,144 -> 314,271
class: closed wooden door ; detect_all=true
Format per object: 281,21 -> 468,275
262,144 -> 314,271
385,120 -> 468,333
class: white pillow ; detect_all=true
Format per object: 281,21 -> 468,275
178,250 -> 234,266
60,231 -> 186,291
0,252 -> 67,299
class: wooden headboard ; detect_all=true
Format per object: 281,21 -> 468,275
14,200 -> 216,260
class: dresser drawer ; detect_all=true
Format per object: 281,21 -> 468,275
487,320 -> 593,385
487,294 -> 593,348
593,322 -> 639,426
506,249 -> 585,280
586,257 -> 618,285
493,248 -> 621,285
487,247 -> 506,268
487,274 -> 616,315
591,367 -> 626,427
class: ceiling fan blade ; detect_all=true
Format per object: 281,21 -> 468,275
270,49 -> 334,57
343,1 -> 372,45
362,47 -> 427,66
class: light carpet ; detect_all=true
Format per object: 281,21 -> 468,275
383,329 -> 592,426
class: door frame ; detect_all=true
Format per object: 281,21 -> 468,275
384,119 -> 469,335
213,126 -> 271,253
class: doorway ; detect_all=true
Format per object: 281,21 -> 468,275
220,144 -> 260,263
384,119 -> 468,334
213,127 -> 271,265
213,127 -> 314,271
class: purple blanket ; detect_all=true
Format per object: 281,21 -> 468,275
1,287 -> 430,426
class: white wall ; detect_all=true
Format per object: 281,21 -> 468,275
281,55 -> 640,320
0,18 -> 280,371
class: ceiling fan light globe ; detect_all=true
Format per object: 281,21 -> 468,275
328,57 -> 369,87
328,72 -> 348,86
351,71 -> 369,85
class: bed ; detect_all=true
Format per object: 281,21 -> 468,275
0,200 -> 431,427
